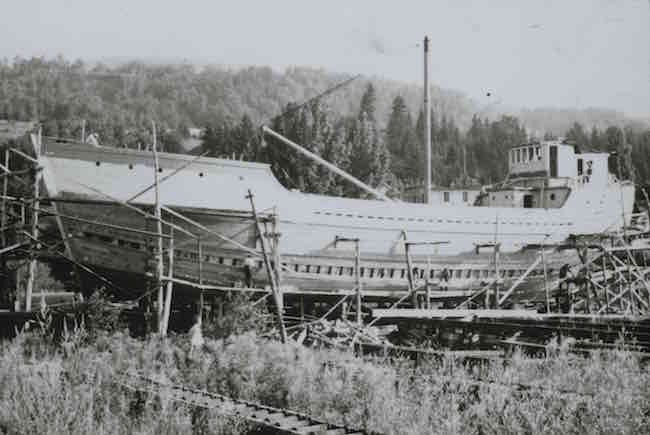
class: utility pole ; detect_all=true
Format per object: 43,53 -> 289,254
424,35 -> 432,204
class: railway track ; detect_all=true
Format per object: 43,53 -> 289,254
116,371 -> 375,435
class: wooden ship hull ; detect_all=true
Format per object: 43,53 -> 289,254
37,138 -> 635,302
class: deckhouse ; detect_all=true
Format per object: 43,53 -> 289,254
477,140 -> 613,209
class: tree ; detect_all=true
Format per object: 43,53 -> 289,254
565,122 -> 588,150
358,83 -> 377,123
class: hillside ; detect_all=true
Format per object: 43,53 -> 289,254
1,56 -> 649,193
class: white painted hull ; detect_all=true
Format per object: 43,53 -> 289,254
39,140 -> 635,258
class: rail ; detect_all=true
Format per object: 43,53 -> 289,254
116,371 -> 375,435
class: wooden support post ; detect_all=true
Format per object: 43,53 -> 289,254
1,149 -> 9,309
152,121 -> 165,332
1,149 -> 8,246
425,257 -> 431,309
354,240 -> 361,325
334,236 -> 362,324
626,249 -> 634,314
494,243 -> 500,308
299,295 -> 305,322
161,227 -> 174,336
247,190 -> 287,343
270,213 -> 283,287
198,238 -> 204,324
405,242 -> 416,307
585,249 -> 592,314
602,254 -> 610,314
541,240 -> 550,313
25,130 -> 41,312
490,215 -> 500,308
217,297 -> 224,320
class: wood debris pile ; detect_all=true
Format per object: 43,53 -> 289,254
296,319 -> 394,348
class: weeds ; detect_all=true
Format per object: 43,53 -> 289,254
1,322 -> 649,434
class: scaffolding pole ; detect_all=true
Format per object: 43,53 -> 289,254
161,228 -> 174,336
247,190 -> 287,343
24,129 -> 42,312
151,121 -> 165,332
335,236 -> 362,325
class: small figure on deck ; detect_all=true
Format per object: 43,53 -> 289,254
243,255 -> 257,288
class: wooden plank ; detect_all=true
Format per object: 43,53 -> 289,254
371,308 -> 544,320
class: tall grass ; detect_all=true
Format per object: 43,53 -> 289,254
1,326 -> 649,434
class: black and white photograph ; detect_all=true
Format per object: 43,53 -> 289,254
0,1 -> 649,433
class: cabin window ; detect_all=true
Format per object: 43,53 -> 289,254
430,269 -> 436,279
369,268 -> 375,278
482,270 -> 489,278
577,158 -> 583,176
550,193 -> 556,201
516,149 -> 521,163
305,265 -> 311,273
535,146 -> 541,160
389,269 -> 396,278
473,269 -> 481,278
455,270 -> 462,279
511,150 -> 516,164
378,268 -> 385,278
528,147 -> 534,161
465,269 -> 472,278
400,269 -> 406,279
315,265 -> 321,274
360,267 -> 365,277
462,191 -> 468,202
347,267 -> 354,276
338,266 -> 344,276
327,266 -> 333,275
444,192 -> 450,203
294,264 -> 300,272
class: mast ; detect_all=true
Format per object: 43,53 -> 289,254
424,35 -> 432,204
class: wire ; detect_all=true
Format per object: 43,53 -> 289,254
263,74 -> 361,128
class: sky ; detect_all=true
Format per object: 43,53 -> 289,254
2,0 -> 649,117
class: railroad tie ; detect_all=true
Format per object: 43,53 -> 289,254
115,371 -> 376,435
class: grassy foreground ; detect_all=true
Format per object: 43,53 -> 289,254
0,326 -> 649,434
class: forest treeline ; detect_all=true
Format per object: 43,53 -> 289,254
1,56 -> 650,198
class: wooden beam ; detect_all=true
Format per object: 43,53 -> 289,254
161,227 -> 174,336
497,255 -> 543,306
152,122 -> 165,333
25,131 -> 41,312
247,190 -> 287,343
1,150 -> 8,247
